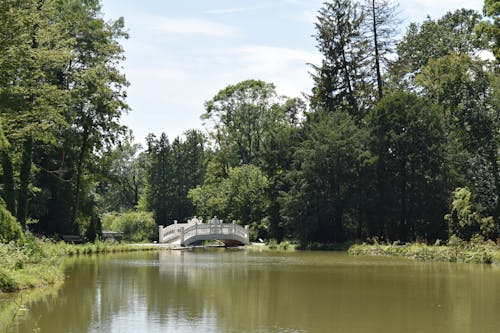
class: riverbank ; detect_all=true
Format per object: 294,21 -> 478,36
348,237 -> 500,264
0,237 -> 159,293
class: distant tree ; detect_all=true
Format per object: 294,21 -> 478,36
189,164 -> 269,239
98,138 -> 146,212
202,80 -> 286,166
146,130 -> 207,225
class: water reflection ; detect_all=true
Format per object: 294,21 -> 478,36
2,250 -> 500,333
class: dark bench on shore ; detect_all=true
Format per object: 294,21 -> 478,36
102,231 -> 123,242
62,235 -> 83,244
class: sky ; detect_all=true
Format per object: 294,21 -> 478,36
99,0 -> 485,143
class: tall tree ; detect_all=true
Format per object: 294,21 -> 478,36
310,0 -> 371,116
0,0 -> 69,228
390,9 -> 484,89
416,53 -> 499,221
146,131 -> 207,225
280,111 -> 374,244
368,92 -> 448,241
202,80 -> 285,167
61,0 -> 129,226
362,0 -> 400,99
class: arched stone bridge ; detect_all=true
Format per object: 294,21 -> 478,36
159,217 -> 249,247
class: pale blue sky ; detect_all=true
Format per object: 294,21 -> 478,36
100,0 -> 484,143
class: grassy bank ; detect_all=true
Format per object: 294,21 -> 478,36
348,237 -> 500,264
0,236 -> 159,293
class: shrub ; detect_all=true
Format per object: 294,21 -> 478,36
0,201 -> 24,243
102,211 -> 157,242
444,187 -> 497,240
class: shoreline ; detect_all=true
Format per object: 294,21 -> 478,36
348,242 -> 500,265
0,240 -> 162,293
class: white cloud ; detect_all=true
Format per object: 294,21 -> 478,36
229,45 -> 320,77
205,5 -> 274,15
151,17 -> 238,37
209,45 -> 320,97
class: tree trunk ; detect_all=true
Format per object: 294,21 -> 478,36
490,149 -> 500,220
72,126 -> 89,227
399,160 -> 408,242
18,136 -> 33,229
371,0 -> 383,99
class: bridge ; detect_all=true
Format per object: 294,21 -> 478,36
158,217 -> 250,247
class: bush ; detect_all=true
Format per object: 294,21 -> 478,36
102,211 -> 157,242
0,201 -> 24,243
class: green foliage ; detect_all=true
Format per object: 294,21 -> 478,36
0,0 -> 129,238
476,0 -> 500,62
102,211 -> 157,242
0,236 -> 158,293
349,237 -> 500,264
189,164 -> 269,240
368,92 -> 448,241
444,187 -> 497,240
146,130 -> 207,225
202,79 -> 293,166
0,201 -> 24,243
310,0 -> 370,115
98,138 -> 147,212
281,111 -> 374,244
0,0 -> 497,249
390,8 -> 484,88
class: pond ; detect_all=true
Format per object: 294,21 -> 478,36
2,249 -> 500,332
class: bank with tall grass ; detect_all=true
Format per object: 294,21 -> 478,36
348,235 -> 500,265
0,235 -> 158,293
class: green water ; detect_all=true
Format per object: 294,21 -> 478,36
1,249 -> 500,333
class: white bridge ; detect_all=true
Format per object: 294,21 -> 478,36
159,217 -> 249,247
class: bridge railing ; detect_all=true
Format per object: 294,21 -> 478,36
159,219 -> 249,245
159,221 -> 196,243
183,223 -> 248,241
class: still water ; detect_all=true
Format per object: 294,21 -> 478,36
2,249 -> 500,333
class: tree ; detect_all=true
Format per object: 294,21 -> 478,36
260,98 -> 305,240
476,0 -> 500,63
310,0 -> 372,116
98,137 -> 146,212
146,131 -> 207,226
188,164 -> 269,240
368,92 -> 448,241
202,80 -> 286,166
445,187 -> 496,240
416,53 -> 499,220
280,111 -> 374,244
0,0 -> 70,228
362,0 -> 400,99
390,9 -> 484,89
64,1 -> 129,227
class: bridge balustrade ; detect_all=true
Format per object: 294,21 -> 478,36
159,220 -> 249,246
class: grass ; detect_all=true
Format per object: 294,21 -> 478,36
0,236 -> 160,293
247,239 -> 297,251
348,235 -> 500,264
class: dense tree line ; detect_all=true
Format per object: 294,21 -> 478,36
0,0 -> 128,239
0,0 -> 497,245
